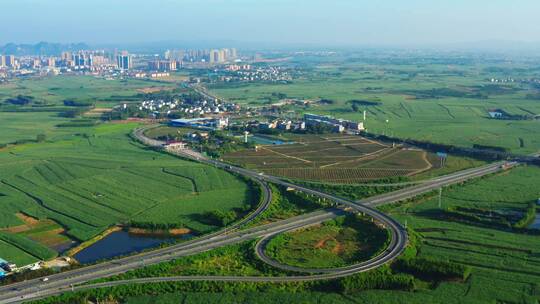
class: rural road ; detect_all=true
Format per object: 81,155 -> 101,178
0,125 -> 514,303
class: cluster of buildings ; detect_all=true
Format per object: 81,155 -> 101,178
487,109 -> 506,119
209,48 -> 238,64
136,96 -> 239,118
489,77 -> 540,85
0,50 -> 136,80
256,119 -> 306,131
162,48 -> 238,64
133,72 -> 170,79
225,64 -> 252,72
489,78 -> 516,83
0,55 -> 16,68
0,46 -> 242,81
304,113 -> 365,133
219,66 -> 293,83
147,60 -> 178,72
251,114 -> 365,133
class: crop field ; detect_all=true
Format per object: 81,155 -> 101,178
223,134 -> 433,183
265,215 -> 389,269
0,239 -> 39,266
0,123 -> 252,261
2,213 -> 74,253
376,166 -> 540,303
0,76 -> 177,145
208,61 -> 540,154
0,76 -> 175,108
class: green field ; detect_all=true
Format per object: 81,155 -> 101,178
0,76 -> 177,145
0,123 -> 253,262
0,239 -> 39,266
377,165 -> 540,303
208,61 -> 540,154
0,112 -> 73,145
0,76 -> 175,108
37,166 -> 540,304
265,215 -> 389,269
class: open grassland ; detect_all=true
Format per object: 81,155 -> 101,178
0,123 -> 252,261
377,166 -> 540,303
208,62 -> 540,154
265,215 -> 389,269
224,134 -> 433,183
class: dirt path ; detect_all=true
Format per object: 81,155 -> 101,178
260,146 -> 312,163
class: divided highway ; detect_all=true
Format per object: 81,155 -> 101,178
0,126 -> 514,303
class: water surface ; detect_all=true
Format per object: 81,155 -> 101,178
74,230 -> 184,264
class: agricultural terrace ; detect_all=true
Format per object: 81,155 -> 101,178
0,123 -> 254,262
224,134 -> 434,183
265,215 -> 389,269
207,61 -> 540,154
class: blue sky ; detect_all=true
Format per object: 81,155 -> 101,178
3,0 -> 540,47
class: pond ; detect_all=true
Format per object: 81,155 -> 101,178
73,230 -> 190,264
250,135 -> 295,145
529,213 -> 540,230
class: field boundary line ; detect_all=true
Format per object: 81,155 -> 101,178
319,147 -> 393,169
260,146 -> 312,164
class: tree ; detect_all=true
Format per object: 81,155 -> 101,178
351,103 -> 359,112
36,134 -> 47,142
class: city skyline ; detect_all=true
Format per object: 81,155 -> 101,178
3,0 -> 540,50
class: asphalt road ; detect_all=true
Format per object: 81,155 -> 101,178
0,126 -> 514,303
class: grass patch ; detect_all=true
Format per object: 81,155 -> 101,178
265,214 -> 389,269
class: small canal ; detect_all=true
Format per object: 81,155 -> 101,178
74,230 -> 191,264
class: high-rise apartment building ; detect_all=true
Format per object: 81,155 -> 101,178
209,49 -> 219,64
5,55 -> 16,67
0,55 -> 5,67
116,52 -> 132,70
218,49 -> 227,63
46,57 -> 56,67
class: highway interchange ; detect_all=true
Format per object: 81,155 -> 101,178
0,125 -> 518,303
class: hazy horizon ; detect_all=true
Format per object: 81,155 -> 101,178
3,0 -> 540,49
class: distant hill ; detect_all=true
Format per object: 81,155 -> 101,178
0,42 -> 91,56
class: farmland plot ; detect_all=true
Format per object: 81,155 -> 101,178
224,134 -> 432,183
0,123 -> 252,258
